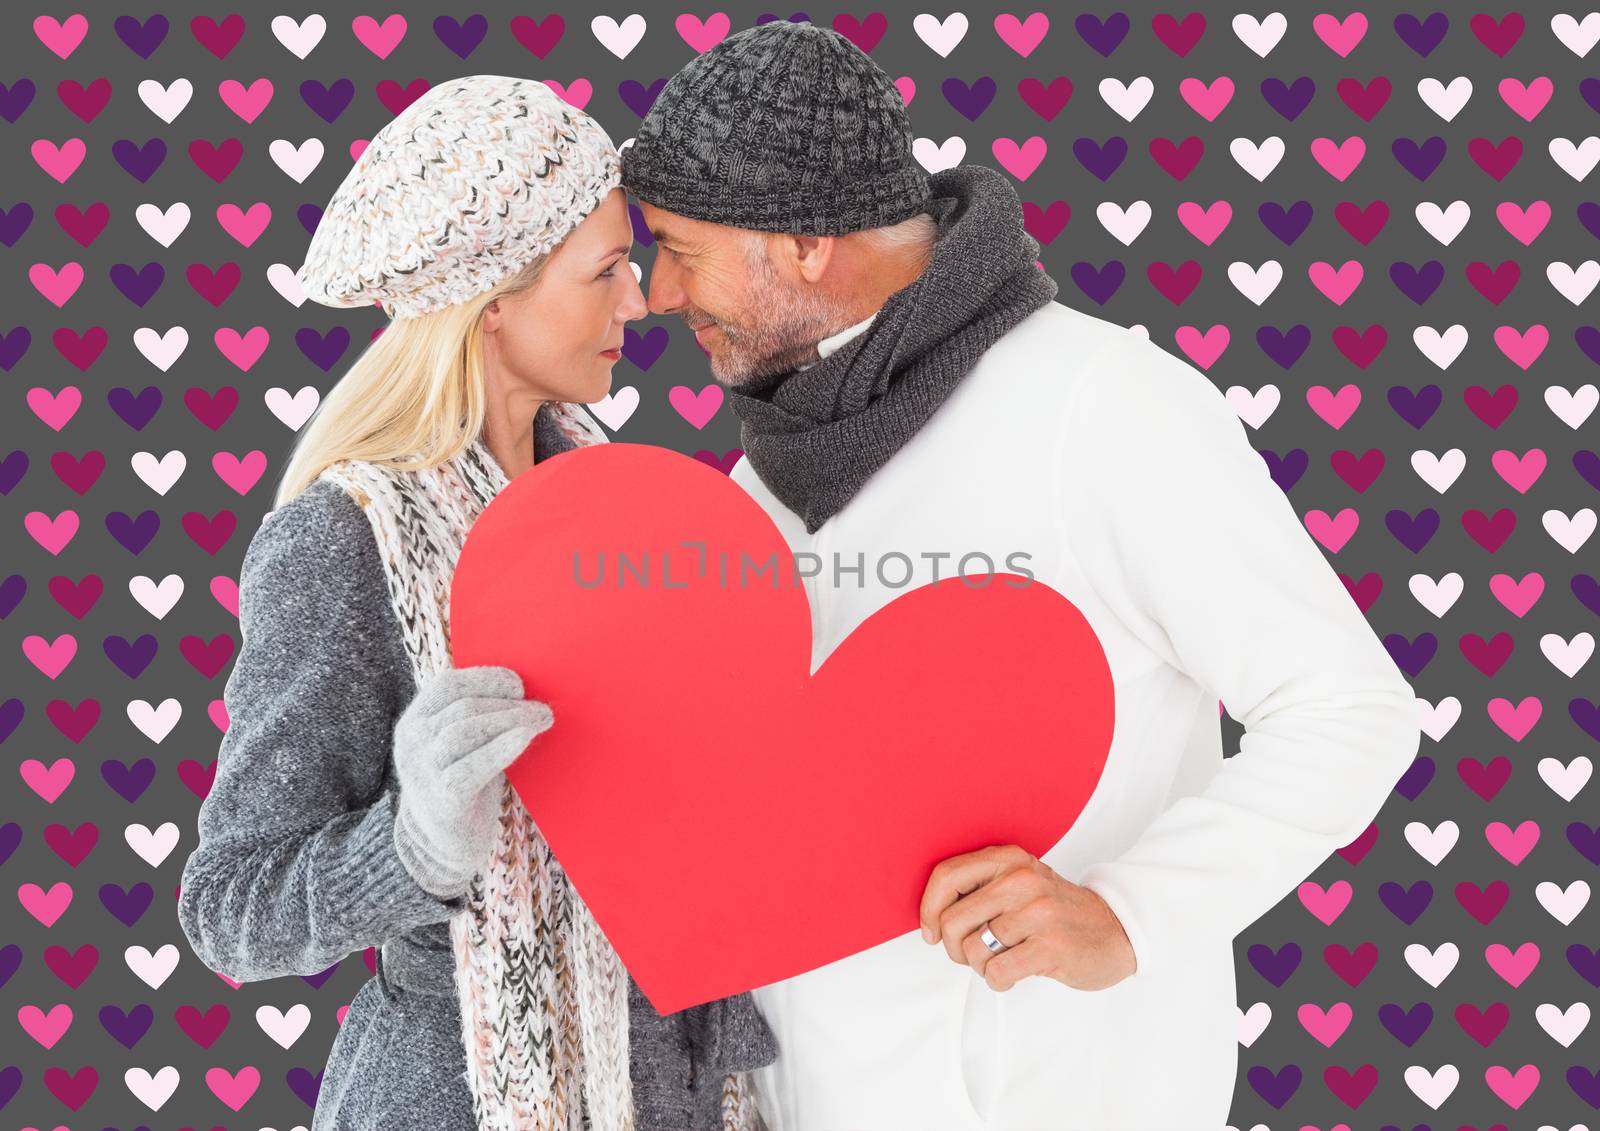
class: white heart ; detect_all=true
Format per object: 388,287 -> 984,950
1231,12 -> 1287,57
1410,447 -> 1466,493
131,450 -> 186,495
1545,382 -> 1599,429
1404,1063 -> 1459,1109
1408,572 -> 1464,618
1414,200 -> 1471,245
1095,200 -> 1150,245
1549,135 -> 1600,180
1552,11 -> 1600,56
590,14 -> 647,59
133,326 -> 189,371
912,135 -> 966,173
124,1064 -> 180,1111
1098,76 -> 1154,121
588,386 -> 640,431
1412,324 -> 1469,369
125,943 -> 180,988
266,386 -> 321,430
135,201 -> 191,247
1418,695 -> 1461,742
1226,260 -> 1282,305
125,822 -> 179,867
1224,384 -> 1280,429
1416,76 -> 1472,121
1535,879 -> 1590,926
1547,260 -> 1600,305
1542,507 -> 1597,553
1235,1001 -> 1270,1047
271,13 -> 327,59
256,1003 -> 313,1049
1534,999 -> 1591,1046
1404,819 -> 1458,865
1404,941 -> 1459,987
129,574 -> 184,619
912,12 -> 967,57
137,78 -> 193,124
127,698 -> 182,743
267,262 -> 307,306
1228,135 -> 1285,181
1538,754 -> 1593,801
269,137 -> 325,182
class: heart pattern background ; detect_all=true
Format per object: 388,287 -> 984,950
4,5 -> 1600,1128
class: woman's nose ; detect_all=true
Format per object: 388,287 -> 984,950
620,267 -> 648,321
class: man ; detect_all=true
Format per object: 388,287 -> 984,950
619,21 -> 1421,1131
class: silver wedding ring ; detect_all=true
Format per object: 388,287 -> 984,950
979,923 -> 1007,953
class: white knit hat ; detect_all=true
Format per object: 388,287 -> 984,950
297,75 -> 623,320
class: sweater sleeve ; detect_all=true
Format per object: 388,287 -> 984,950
1059,335 -> 1422,980
177,481 -> 462,982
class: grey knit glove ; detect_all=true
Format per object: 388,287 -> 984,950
391,664 -> 555,901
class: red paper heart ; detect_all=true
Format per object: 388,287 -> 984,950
451,443 -> 1115,1013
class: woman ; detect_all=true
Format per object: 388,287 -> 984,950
176,75 -> 778,1130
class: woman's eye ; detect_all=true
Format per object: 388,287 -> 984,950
599,268 -> 615,278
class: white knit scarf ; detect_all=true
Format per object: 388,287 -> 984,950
319,404 -> 765,1130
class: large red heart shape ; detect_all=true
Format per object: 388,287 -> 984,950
451,443 -> 1114,1014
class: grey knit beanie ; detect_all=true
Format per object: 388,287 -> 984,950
619,21 -> 931,235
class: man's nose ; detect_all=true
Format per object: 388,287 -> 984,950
645,255 -> 684,317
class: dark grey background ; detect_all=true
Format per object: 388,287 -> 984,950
2,2 -> 1596,1127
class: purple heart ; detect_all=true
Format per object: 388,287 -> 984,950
1258,200 -> 1314,246
1568,942 -> 1600,987
1068,260 -> 1124,306
103,634 -> 158,679
107,386 -> 163,430
106,510 -> 161,555
99,1003 -> 155,1048
0,943 -> 21,990
1074,12 -> 1129,57
1246,941 -> 1302,987
622,325 -> 670,370
102,757 -> 157,803
0,79 -> 35,124
112,137 -> 168,183
1256,324 -> 1310,369
1071,136 -> 1127,180
1260,76 -> 1315,121
1393,12 -> 1449,58
1575,325 -> 1600,367
297,326 -> 352,371
1391,136 -> 1447,180
288,1066 -> 325,1107
109,262 -> 165,307
99,881 -> 155,926
628,201 -> 655,246
1378,879 -> 1433,924
1566,1065 -> 1600,1107
301,960 -> 343,990
1576,450 -> 1600,493
1581,77 -> 1600,116
1387,384 -> 1441,429
0,451 -> 27,495
298,202 -> 325,236
1377,1001 -> 1433,1045
619,78 -> 670,120
0,326 -> 31,371
0,574 -> 22,618
0,1065 -> 20,1110
1262,448 -> 1307,493
1394,755 -> 1434,801
1389,260 -> 1443,305
1385,632 -> 1436,679
1565,822 -> 1600,866
434,14 -> 489,58
0,202 -> 32,246
0,823 -> 18,869
1573,574 -> 1600,617
1580,201 -> 1600,241
0,698 -> 21,745
1246,1063 -> 1300,1108
1385,507 -> 1439,553
114,13 -> 169,59
941,76 -> 996,122
1570,697 -> 1600,744
300,78 -> 356,123
756,13 -> 810,25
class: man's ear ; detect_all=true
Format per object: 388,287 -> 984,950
788,234 -> 836,284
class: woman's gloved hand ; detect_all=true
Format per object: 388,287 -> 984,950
391,664 -> 554,900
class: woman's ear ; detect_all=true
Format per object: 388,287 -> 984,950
481,298 -> 502,333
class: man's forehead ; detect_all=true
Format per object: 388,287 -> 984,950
637,201 -> 720,243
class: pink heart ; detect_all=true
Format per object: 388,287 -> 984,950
18,881 -> 74,927
993,12 -> 1049,57
219,78 -> 274,123
991,135 -> 1047,180
1485,941 -> 1539,987
1312,12 -> 1368,56
1298,879 -> 1354,925
1173,323 -> 1229,368
25,511 -> 80,556
31,139 -> 87,183
1176,200 -> 1231,244
1484,1063 -> 1539,1108
1493,324 -> 1548,369
1296,1001 -> 1352,1047
1498,77 -> 1553,121
675,11 -> 730,53
667,383 -> 724,429
1179,76 -> 1234,121
20,757 -> 75,802
213,450 -> 267,495
23,634 -> 77,679
216,203 -> 271,246
1304,508 -> 1359,552
33,14 -> 89,59
1310,136 -> 1366,180
1308,260 -> 1363,304
1306,384 -> 1361,428
17,1004 -> 73,1048
1490,448 -> 1546,493
349,139 -> 369,161
210,575 -> 241,617
894,76 -> 915,106
542,79 -> 592,110
1496,200 -> 1550,244
213,327 -> 269,371
209,699 -> 230,733
1485,819 -> 1539,865
205,1066 -> 261,1111
1488,572 -> 1543,616
29,263 -> 84,307
1487,695 -> 1540,741
27,386 -> 84,432
351,13 -> 407,58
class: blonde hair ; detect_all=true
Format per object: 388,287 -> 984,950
274,251 -> 553,507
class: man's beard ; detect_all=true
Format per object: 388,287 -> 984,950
696,237 -> 853,386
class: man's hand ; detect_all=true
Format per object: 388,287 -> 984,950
917,845 -> 1138,992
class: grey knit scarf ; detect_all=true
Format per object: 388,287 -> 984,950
725,163 -> 1059,534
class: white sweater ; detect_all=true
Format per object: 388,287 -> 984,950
729,300 -> 1422,1131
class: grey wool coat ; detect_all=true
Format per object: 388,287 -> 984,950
177,418 -> 779,1130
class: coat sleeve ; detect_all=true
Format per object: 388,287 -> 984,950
177,481 -> 462,982
1059,334 -> 1422,979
